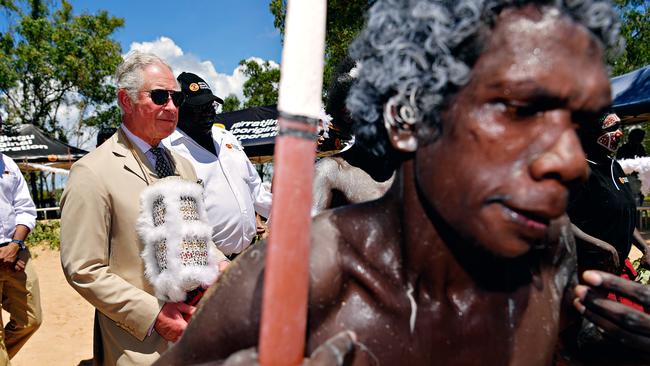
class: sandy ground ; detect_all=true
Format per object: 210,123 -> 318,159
3,246 -> 93,366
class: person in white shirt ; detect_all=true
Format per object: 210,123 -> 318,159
163,72 -> 272,257
0,117 -> 41,364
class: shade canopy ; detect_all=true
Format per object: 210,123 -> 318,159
611,64 -> 650,125
213,105 -> 278,163
0,124 -> 87,170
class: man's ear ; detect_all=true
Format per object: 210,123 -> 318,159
384,100 -> 418,152
117,89 -> 134,114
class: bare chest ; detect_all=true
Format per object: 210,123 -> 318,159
307,272 -> 565,366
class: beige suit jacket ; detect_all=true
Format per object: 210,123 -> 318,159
60,130 -> 198,366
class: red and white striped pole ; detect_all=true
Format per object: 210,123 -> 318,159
258,1 -> 327,365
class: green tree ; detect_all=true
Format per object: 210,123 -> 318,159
607,1 -> 650,152
610,0 -> 649,76
269,0 -> 369,91
0,0 -> 123,143
221,94 -> 241,112
240,59 -> 280,108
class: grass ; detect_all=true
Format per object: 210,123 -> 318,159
27,219 -> 60,250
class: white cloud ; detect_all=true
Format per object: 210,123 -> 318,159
127,37 -> 279,104
4,37 -> 279,151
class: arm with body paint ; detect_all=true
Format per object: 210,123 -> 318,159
312,158 -> 338,215
571,223 -> 620,272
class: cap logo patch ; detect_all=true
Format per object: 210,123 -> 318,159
189,83 -> 200,92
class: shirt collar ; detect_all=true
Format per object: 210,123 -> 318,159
121,124 -> 162,153
167,128 -> 186,144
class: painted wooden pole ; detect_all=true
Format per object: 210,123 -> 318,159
258,0 -> 327,365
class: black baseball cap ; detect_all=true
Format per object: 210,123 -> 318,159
177,72 -> 224,106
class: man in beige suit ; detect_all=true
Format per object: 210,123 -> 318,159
60,51 -> 224,365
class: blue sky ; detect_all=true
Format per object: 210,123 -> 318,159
69,0 -> 283,73
64,0 -> 284,102
1,1 -> 284,147
0,0 -> 283,101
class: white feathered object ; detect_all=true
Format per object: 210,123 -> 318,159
137,177 -> 220,302
618,157 -> 650,195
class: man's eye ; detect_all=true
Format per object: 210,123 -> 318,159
514,105 -> 541,118
500,101 -> 542,119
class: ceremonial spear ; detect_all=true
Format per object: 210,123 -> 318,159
258,0 -> 327,365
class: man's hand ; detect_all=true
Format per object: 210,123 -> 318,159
154,302 -> 195,342
574,270 -> 650,352
220,330 -> 357,366
14,258 -> 25,272
218,260 -> 230,273
0,243 -> 20,268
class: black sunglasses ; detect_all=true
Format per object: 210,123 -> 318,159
147,89 -> 185,107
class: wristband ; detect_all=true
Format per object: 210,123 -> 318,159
10,239 -> 26,251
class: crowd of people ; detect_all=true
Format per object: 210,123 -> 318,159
0,0 -> 649,365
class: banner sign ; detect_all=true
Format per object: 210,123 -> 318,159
229,118 -> 278,143
0,124 -> 87,163
213,105 -> 278,158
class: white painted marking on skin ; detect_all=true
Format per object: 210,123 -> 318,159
355,341 -> 380,366
508,298 -> 516,329
504,9 -> 562,78
407,283 -> 418,334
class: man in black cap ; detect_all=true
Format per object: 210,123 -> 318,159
162,72 -> 272,258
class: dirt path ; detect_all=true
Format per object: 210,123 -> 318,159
3,246 -> 93,366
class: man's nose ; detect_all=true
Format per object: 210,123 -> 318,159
162,95 -> 178,111
530,128 -> 587,184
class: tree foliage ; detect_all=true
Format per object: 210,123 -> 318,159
269,0 -> 369,92
609,0 -> 649,76
221,94 -> 241,112
0,0 -> 123,142
239,59 -> 280,108
271,0 -> 650,83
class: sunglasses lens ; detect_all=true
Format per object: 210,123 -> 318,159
149,89 -> 168,105
149,90 -> 184,107
171,92 -> 185,107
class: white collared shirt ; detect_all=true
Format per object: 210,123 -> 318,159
120,124 -> 167,167
163,126 -> 272,255
0,154 -> 36,243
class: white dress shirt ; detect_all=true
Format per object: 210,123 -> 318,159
0,154 -> 36,243
163,126 -> 272,255
120,124 -> 169,168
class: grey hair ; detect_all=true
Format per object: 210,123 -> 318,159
347,0 -> 623,158
115,51 -> 174,102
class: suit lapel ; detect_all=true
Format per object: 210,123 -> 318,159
113,129 -> 157,184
